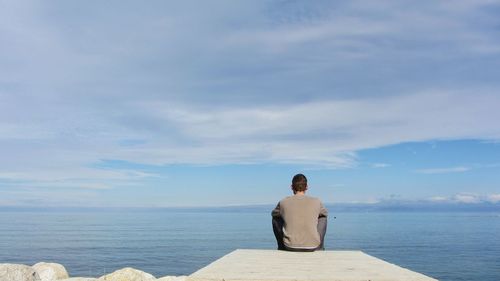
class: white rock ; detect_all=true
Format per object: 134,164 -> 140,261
98,268 -> 155,281
33,262 -> 69,281
0,263 -> 41,281
157,276 -> 186,281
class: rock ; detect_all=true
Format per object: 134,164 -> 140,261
98,268 -> 155,281
157,276 -> 186,281
58,277 -> 97,281
0,263 -> 41,281
32,262 -> 69,281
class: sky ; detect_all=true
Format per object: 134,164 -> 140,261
1,0 -> 499,207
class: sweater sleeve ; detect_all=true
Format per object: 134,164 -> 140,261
271,202 -> 281,218
319,201 -> 328,217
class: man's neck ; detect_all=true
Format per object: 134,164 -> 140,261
294,191 -> 306,196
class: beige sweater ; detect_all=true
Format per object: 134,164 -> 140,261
272,194 -> 328,249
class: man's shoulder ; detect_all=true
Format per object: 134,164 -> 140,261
307,195 -> 322,201
280,195 -> 294,201
307,196 -> 324,205
278,196 -> 291,205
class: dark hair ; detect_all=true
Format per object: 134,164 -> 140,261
292,173 -> 307,192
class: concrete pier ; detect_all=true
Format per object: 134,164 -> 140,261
189,249 -> 437,281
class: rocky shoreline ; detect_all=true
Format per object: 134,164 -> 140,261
0,263 -> 186,281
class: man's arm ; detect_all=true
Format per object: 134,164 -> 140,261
271,202 -> 281,218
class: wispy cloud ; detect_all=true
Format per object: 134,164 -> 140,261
428,196 -> 449,202
365,193 -> 500,206
371,163 -> 390,168
415,166 -> 471,174
453,193 -> 481,204
486,194 -> 500,203
427,193 -> 500,204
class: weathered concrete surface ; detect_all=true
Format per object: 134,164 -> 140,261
189,249 -> 438,281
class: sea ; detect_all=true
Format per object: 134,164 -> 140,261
1,207 -> 499,281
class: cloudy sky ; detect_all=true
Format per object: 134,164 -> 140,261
1,0 -> 499,207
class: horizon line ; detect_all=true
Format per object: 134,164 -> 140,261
1,201 -> 499,212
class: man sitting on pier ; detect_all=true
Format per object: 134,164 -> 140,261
271,174 -> 328,251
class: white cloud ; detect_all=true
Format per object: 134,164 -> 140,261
225,17 -> 391,55
426,193 -> 500,204
0,168 -> 158,192
428,196 -> 449,202
486,194 -> 500,203
453,193 -> 481,204
372,163 -> 390,168
415,166 -> 470,174
1,90 -> 499,185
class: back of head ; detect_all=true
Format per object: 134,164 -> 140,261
292,173 -> 308,193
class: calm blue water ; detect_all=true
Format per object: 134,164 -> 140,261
1,209 -> 499,281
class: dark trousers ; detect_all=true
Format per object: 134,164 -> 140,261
272,216 -> 327,251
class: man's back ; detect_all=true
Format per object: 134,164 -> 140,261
272,194 -> 328,250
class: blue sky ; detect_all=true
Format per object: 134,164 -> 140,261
1,1 -> 499,207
